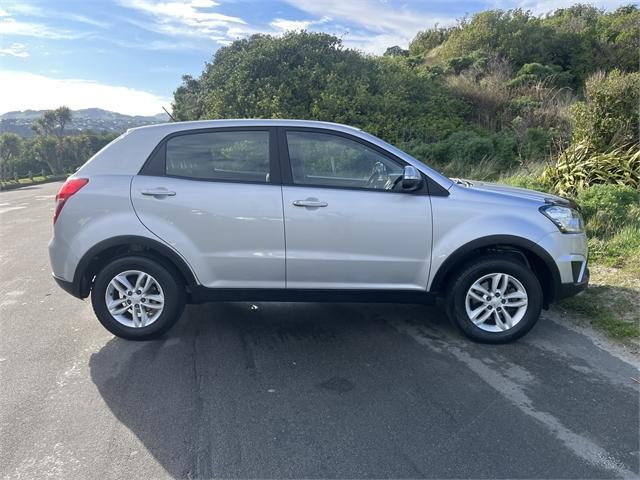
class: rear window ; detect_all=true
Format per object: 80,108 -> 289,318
166,130 -> 270,182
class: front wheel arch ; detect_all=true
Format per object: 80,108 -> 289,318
430,235 -> 559,307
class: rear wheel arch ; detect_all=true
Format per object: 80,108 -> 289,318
429,235 -> 560,307
73,235 -> 198,298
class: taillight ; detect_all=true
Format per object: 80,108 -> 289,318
53,178 -> 88,224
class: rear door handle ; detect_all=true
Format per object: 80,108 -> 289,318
293,199 -> 328,208
141,189 -> 176,197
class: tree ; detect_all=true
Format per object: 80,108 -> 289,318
596,5 -> 640,73
437,9 -> 555,69
61,134 -> 93,171
33,136 -> 61,175
172,75 -> 202,121
32,106 -> 72,140
408,25 -> 455,56
0,133 -> 22,181
172,31 -> 466,145
383,46 -> 409,57
30,106 -> 73,174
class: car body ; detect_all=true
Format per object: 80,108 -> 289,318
49,119 -> 588,342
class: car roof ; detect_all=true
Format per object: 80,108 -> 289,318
127,118 -> 363,134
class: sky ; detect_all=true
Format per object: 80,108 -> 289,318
0,0 -> 630,116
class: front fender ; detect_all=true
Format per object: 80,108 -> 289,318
427,194 -> 559,291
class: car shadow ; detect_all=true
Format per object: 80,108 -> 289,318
89,301 -> 454,478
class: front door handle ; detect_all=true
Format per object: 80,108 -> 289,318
141,189 -> 176,197
293,199 -> 328,208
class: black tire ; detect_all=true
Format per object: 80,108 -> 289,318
446,254 -> 543,343
91,256 -> 185,340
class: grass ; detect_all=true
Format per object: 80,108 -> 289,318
0,174 -> 66,190
557,282 -> 639,340
556,225 -> 640,342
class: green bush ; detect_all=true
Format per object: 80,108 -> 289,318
571,70 -> 640,150
542,141 -> 640,196
577,184 -> 640,237
508,96 -> 542,115
508,63 -> 574,88
447,56 -> 474,74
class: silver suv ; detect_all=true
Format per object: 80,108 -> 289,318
49,120 -> 588,342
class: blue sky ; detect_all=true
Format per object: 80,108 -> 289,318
0,0 -> 629,115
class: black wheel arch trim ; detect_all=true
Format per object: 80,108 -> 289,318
429,234 -> 562,302
71,235 -> 198,299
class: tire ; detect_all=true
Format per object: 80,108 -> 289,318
91,255 -> 185,340
446,254 -> 542,343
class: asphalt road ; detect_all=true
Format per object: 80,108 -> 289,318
1,181 -> 638,479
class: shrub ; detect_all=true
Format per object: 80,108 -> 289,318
571,70 -> 640,150
577,184 -> 640,237
509,96 -> 542,115
542,141 -> 640,196
447,56 -> 474,74
508,63 -> 574,88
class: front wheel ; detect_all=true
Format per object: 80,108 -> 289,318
91,256 -> 185,340
447,255 -> 543,343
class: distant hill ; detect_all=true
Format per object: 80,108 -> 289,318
0,108 -> 170,137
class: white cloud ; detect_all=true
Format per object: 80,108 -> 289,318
0,42 -> 29,58
280,0 -> 454,53
270,18 -> 313,31
0,7 -> 9,17
63,13 -> 110,29
118,0 -> 246,41
493,0 -> 629,15
0,71 -> 170,116
0,17 -> 83,39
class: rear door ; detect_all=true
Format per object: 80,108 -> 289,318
131,127 -> 285,288
280,128 -> 432,290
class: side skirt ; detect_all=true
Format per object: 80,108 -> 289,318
186,286 -> 438,305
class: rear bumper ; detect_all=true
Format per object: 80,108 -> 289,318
53,275 -> 84,299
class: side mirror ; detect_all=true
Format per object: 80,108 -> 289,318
402,165 -> 423,191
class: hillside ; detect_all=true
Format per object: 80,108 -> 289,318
0,108 -> 169,137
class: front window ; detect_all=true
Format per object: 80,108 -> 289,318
286,131 -> 403,190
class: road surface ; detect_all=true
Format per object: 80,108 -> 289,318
1,182 -> 638,479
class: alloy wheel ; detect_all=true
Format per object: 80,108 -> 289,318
464,272 -> 528,332
104,270 -> 165,328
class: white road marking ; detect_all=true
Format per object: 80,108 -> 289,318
0,206 -> 27,214
391,320 -> 635,479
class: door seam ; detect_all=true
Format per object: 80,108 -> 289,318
280,185 -> 288,288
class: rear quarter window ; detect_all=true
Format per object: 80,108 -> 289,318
166,130 -> 270,183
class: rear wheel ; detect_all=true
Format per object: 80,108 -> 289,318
91,256 -> 185,340
446,255 -> 542,343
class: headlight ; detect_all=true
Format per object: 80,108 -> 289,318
539,205 -> 584,233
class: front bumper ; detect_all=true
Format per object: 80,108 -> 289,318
536,230 -> 589,303
555,267 -> 589,301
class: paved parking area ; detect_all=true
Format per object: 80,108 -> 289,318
1,182 -> 638,479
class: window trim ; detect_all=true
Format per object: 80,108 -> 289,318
139,126 -> 282,185
277,127 -> 431,195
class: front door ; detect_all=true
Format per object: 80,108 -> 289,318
280,129 -> 432,290
131,128 -> 285,288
